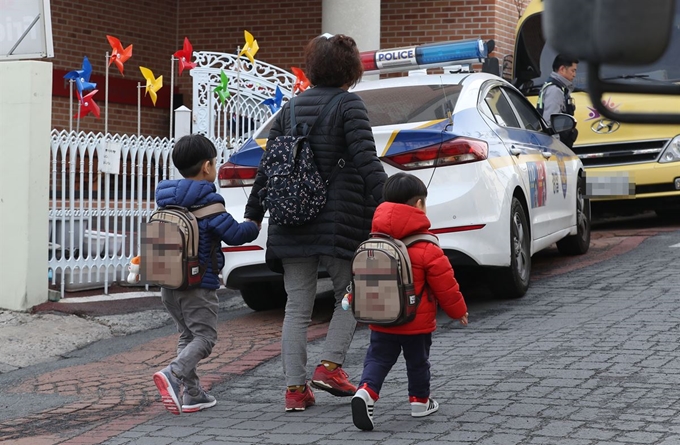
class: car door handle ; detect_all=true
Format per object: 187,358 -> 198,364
541,151 -> 552,159
510,146 -> 522,156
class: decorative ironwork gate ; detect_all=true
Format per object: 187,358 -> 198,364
190,51 -> 296,164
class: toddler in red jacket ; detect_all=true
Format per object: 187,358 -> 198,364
351,172 -> 468,431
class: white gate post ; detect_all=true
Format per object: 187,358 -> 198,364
0,61 -> 52,311
172,106 -> 192,179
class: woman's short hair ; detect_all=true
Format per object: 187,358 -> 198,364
304,34 -> 364,88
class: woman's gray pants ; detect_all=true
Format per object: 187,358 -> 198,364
281,255 -> 357,387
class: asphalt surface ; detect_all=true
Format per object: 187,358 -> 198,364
0,216 -> 679,444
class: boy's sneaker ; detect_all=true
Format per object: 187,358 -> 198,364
285,383 -> 316,412
410,396 -> 439,417
311,364 -> 356,397
182,387 -> 217,413
351,387 -> 376,431
153,367 -> 182,415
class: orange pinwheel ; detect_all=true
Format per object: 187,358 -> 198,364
238,30 -> 259,65
291,66 -> 311,94
107,35 -> 133,75
174,37 -> 196,75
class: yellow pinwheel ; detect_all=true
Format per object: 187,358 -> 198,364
139,66 -> 163,106
238,30 -> 259,64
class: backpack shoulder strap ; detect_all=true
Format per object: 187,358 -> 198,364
402,233 -> 440,247
190,203 -> 227,279
191,203 -> 227,219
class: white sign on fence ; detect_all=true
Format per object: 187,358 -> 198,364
99,141 -> 121,174
0,0 -> 54,60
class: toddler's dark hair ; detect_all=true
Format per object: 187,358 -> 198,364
172,134 -> 217,178
383,173 -> 428,206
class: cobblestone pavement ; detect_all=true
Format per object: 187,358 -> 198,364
1,224 -> 679,444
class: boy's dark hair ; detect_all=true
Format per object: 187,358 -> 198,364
172,134 -> 217,178
552,54 -> 579,72
383,173 -> 428,206
304,34 -> 363,88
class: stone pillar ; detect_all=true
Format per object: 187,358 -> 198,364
0,61 -> 53,311
171,105 -> 192,179
321,0 -> 381,53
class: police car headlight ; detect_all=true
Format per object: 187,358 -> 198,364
659,136 -> 680,163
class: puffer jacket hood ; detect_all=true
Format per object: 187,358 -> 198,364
155,179 -> 259,289
369,202 -> 468,335
156,179 -> 220,209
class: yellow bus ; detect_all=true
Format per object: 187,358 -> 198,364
513,0 -> 680,218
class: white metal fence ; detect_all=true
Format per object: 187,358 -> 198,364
48,130 -> 176,295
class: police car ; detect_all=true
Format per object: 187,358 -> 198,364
218,40 -> 591,311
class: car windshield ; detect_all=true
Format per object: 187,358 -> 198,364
355,84 -> 462,126
538,1 -> 680,89
253,84 -> 462,138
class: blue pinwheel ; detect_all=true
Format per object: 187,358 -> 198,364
262,86 -> 283,113
64,56 -> 97,97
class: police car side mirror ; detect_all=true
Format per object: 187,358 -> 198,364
543,0 -> 680,124
551,114 -> 576,133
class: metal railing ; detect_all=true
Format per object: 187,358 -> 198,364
48,130 -> 175,296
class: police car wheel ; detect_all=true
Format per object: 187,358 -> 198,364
557,176 -> 591,255
240,281 -> 287,311
489,197 -> 531,299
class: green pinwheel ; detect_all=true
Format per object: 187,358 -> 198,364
214,70 -> 231,105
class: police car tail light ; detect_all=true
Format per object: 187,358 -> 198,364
360,39 -> 488,75
218,162 -> 257,187
384,137 -> 488,170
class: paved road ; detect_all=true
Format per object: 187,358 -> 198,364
1,219 -> 679,444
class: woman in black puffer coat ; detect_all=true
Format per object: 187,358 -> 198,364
244,34 -> 387,412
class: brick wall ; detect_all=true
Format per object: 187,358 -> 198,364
50,0 -> 526,137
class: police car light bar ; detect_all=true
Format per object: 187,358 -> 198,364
360,39 -> 488,74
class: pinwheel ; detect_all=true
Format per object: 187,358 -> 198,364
107,35 -> 133,75
139,67 -> 163,106
261,86 -> 283,113
75,89 -> 100,119
214,70 -> 231,105
291,67 -> 311,94
238,30 -> 259,65
63,56 -> 97,96
174,37 -> 196,75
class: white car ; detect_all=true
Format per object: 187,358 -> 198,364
218,43 -> 590,311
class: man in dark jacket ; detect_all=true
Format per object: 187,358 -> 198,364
244,34 -> 387,412
536,54 -> 579,148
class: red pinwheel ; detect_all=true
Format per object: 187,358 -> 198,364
291,66 -> 311,95
174,37 -> 197,75
75,89 -> 101,119
107,35 -> 133,75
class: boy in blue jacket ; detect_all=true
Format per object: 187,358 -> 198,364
152,134 -> 259,415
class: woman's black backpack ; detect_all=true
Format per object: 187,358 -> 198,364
258,92 -> 346,226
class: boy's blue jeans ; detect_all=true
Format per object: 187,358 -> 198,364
161,287 -> 218,392
359,330 -> 433,399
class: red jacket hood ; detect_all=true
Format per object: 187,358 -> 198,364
371,202 -> 431,238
